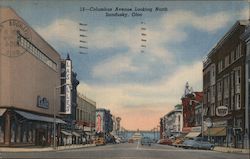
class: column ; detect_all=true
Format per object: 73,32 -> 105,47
4,111 -> 11,145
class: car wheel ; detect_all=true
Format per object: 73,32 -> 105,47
210,146 -> 214,150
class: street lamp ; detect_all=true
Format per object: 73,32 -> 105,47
53,83 -> 71,149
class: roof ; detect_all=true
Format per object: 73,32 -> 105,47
203,20 -> 249,67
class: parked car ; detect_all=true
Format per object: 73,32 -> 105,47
157,138 -> 173,145
172,138 -> 185,147
95,137 -> 106,146
183,137 -> 214,150
141,137 -> 152,146
128,139 -> 134,143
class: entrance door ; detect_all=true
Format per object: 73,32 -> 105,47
35,129 -> 45,146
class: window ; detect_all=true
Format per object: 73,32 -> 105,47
211,85 -> 215,103
0,117 -> 4,143
235,67 -> 241,94
218,60 -> 223,73
231,50 -> 235,63
235,94 -> 241,110
17,32 -> 57,71
217,80 -> 222,101
224,76 -> 229,98
235,43 -> 242,59
225,55 -> 230,68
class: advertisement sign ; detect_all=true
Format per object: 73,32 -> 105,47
96,112 -> 104,133
65,60 -> 72,85
37,96 -> 49,109
216,106 -> 228,117
65,84 -> 71,114
65,59 -> 72,114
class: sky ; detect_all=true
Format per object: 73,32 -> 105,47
0,0 -> 249,130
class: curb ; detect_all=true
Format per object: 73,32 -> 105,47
0,144 -> 96,153
213,147 -> 250,154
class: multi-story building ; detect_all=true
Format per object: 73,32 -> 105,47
76,94 -> 96,133
0,7 -> 66,146
181,82 -> 203,134
95,108 -> 113,136
241,23 -> 250,149
60,55 -> 79,129
160,117 -> 165,139
203,20 -> 249,148
111,116 -> 121,136
163,104 -> 183,138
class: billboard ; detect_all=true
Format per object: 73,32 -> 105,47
96,111 -> 104,133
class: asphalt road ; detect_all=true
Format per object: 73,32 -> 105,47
1,142 -> 249,159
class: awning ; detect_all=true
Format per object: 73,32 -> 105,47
185,132 -> 201,138
203,127 -> 226,136
61,130 -> 72,136
72,132 -> 80,137
0,109 -> 6,116
15,110 -> 66,124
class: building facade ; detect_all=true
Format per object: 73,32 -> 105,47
181,82 -> 203,134
60,55 -> 79,129
0,7 -> 65,146
76,94 -> 96,134
95,108 -> 113,141
203,20 -> 249,148
241,23 -> 250,149
163,104 -> 183,138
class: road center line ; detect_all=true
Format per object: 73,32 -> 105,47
136,141 -> 140,150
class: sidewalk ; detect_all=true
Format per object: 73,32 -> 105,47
214,146 -> 250,154
0,144 -> 96,152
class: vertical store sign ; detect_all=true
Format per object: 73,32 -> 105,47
65,60 -> 72,114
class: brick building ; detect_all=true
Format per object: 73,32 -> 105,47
203,20 -> 249,148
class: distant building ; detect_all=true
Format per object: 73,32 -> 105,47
163,104 -> 183,138
160,117 -> 164,139
181,82 -> 203,134
76,94 -> 96,133
203,20 -> 249,148
95,108 -> 113,135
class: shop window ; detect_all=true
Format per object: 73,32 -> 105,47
0,117 -> 4,143
11,121 -> 16,143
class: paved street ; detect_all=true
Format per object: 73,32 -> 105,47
1,142 -> 249,159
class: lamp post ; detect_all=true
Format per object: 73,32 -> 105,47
53,83 -> 71,149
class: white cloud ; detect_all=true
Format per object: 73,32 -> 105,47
78,60 -> 203,112
239,7 -> 249,20
36,19 -> 79,47
92,54 -> 139,78
161,10 -> 231,34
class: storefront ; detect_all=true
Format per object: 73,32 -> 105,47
0,108 -> 65,146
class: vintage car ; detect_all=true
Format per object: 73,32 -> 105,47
182,137 -> 214,150
141,137 -> 152,146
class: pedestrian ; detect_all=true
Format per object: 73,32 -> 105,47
42,135 -> 46,147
